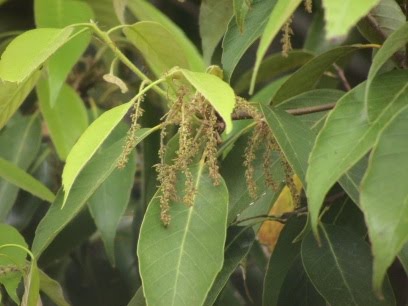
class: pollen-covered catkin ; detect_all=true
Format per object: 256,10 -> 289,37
281,15 -> 294,57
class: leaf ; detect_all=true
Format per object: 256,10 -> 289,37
32,128 -> 156,257
124,22 -> 191,78
322,0 -> 381,39
128,287 -> 146,306
301,224 -> 395,305
338,157 -> 368,206
0,114 -> 42,221
365,22 -> 408,119
61,101 -> 135,207
222,0 -> 277,80
37,80 -> 88,160
138,164 -> 228,306
360,107 -> 408,294
39,270 -> 70,306
199,0 -> 233,64
0,157 -> 55,202
261,105 -> 314,185
249,0 -> 302,93
233,0 -> 252,32
252,75 -> 290,105
88,148 -> 136,265
0,71 -> 40,129
179,69 -> 235,133
270,45 -> 368,105
83,0 -> 121,28
127,0 -> 205,72
0,28 -> 74,83
204,226 -> 255,306
262,217 -> 305,306
34,0 -> 93,106
399,243 -> 408,275
306,70 -> 408,237
21,260 -> 40,306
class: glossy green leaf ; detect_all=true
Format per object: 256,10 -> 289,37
233,0 -> 252,33
262,217 -> 305,306
204,226 -> 255,306
21,260 -> 40,306
222,0 -> 277,80
84,0 -> 120,28
306,70 -> 408,237
34,0 -> 93,106
61,101 -> 135,207
138,164 -> 228,306
37,80 -> 88,160
252,76 -> 290,105
0,28 -> 74,83
88,149 -> 136,265
180,69 -> 235,133
360,107 -> 408,293
271,45 -> 367,105
0,157 -> 55,202
32,128 -> 155,257
199,0 -> 233,64
127,0 -> 205,72
301,224 -> 395,305
366,22 -> 408,119
39,270 -> 70,306
0,71 -> 40,129
0,114 -> 41,221
124,22 -> 191,78
322,0 -> 381,39
250,0 -> 302,93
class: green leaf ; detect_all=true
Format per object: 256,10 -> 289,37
306,70 -> 408,237
83,0 -> 121,28
301,224 -> 395,305
39,270 -> 70,306
322,0 -> 381,39
262,217 -> 305,306
399,243 -> 408,275
124,22 -> 191,78
179,69 -> 235,133
0,28 -> 74,83
360,107 -> 408,294
233,0 -> 252,33
366,22 -> 408,119
37,80 -> 88,160
61,101 -> 135,207
222,0 -> 277,80
0,157 -> 55,202
0,114 -> 42,221
21,260 -> 40,306
252,75 -> 290,105
88,148 -> 136,265
204,226 -> 255,306
249,0 -> 302,93
138,164 -> 228,306
128,287 -> 146,306
34,0 -> 93,106
0,71 -> 40,129
234,50 -> 314,94
32,128 -> 156,257
270,45 -> 367,105
127,0 -> 205,72
199,0 -> 233,64
338,157 -> 368,206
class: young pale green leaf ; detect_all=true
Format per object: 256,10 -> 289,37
262,217 -> 305,306
0,71 -> 40,129
199,0 -> 233,65
222,0 -> 277,80
180,69 -> 235,133
0,28 -> 74,83
301,225 -> 395,305
0,157 -> 55,203
83,0 -> 121,28
37,80 -> 88,160
127,0 -> 205,72
32,128 -> 155,257
138,164 -> 228,306
204,227 -> 255,306
124,22 -> 191,78
88,149 -> 136,265
61,101 -> 134,207
249,0 -> 302,93
365,22 -> 408,119
21,260 -> 40,306
39,270 -> 70,306
322,0 -> 381,39
0,114 -> 41,221
360,107 -> 408,294
233,0 -> 252,33
306,70 -> 408,237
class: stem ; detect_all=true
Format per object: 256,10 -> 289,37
333,64 -> 351,91
232,207 -> 307,226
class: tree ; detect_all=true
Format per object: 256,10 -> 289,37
0,0 -> 407,305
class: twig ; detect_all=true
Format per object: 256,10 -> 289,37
333,64 -> 351,91
232,206 -> 308,226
